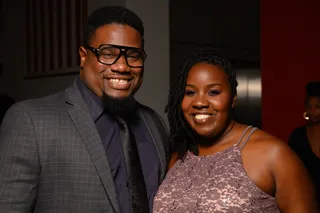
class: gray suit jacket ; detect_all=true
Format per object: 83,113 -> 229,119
0,81 -> 169,213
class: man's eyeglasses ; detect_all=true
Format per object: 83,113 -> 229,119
87,44 -> 147,68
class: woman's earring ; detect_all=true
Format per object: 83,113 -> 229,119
303,112 -> 309,120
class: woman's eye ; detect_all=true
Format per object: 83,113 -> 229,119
185,90 -> 195,96
208,90 -> 220,96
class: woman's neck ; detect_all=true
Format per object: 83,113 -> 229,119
307,122 -> 320,131
197,120 -> 237,154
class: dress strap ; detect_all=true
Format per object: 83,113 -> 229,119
238,127 -> 258,150
235,126 -> 253,146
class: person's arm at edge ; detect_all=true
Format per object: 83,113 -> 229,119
0,103 -> 40,212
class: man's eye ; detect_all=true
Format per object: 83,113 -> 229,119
101,54 -> 117,58
127,54 -> 140,59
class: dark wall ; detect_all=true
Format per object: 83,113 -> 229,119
170,0 -> 260,83
170,0 -> 261,127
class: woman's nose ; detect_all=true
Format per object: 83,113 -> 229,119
192,95 -> 209,109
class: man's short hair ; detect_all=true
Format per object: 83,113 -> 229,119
84,6 -> 144,47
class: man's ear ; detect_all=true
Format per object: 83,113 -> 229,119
79,46 -> 87,68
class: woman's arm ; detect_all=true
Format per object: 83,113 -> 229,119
268,140 -> 318,212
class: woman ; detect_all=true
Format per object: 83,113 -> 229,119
153,48 -> 318,212
289,81 -> 320,205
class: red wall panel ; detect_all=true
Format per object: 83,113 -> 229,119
261,0 -> 320,141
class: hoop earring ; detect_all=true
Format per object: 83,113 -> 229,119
303,112 -> 309,120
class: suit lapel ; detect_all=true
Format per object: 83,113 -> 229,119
65,81 -> 120,213
137,106 -> 168,182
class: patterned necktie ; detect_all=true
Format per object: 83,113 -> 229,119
116,116 -> 150,213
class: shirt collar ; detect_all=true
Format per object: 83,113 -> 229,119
76,77 -> 140,122
76,77 -> 104,122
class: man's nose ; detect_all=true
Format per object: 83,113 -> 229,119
111,54 -> 130,72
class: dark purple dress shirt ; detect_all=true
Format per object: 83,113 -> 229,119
77,78 -> 160,212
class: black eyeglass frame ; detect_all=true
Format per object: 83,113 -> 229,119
87,44 -> 147,68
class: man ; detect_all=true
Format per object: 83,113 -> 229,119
0,6 -> 169,213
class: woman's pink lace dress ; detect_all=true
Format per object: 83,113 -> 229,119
153,126 -> 280,213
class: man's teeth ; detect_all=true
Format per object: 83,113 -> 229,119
194,114 -> 211,119
109,79 -> 128,84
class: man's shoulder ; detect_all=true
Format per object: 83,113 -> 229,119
136,103 -> 168,132
137,103 -> 158,115
136,103 -> 164,123
1,90 -> 71,131
13,90 -> 67,114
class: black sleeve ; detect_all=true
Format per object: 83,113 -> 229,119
288,127 -> 304,159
